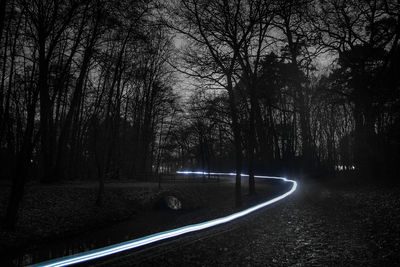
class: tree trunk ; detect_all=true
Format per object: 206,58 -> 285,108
38,36 -> 54,183
4,90 -> 38,229
0,0 -> 7,44
227,78 -> 242,206
54,20 -> 98,179
248,96 -> 256,195
298,92 -> 312,169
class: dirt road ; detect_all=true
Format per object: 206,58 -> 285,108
95,178 -> 400,266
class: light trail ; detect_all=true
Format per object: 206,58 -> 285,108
30,171 -> 297,267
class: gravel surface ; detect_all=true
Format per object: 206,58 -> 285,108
93,178 -> 400,266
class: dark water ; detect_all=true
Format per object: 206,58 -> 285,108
3,208 -> 188,266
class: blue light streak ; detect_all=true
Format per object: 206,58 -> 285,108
30,171 -> 297,267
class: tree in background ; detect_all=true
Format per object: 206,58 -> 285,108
311,0 -> 400,176
0,0 -> 179,228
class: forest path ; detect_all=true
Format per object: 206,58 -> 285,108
93,178 -> 400,266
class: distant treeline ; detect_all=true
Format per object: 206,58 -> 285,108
164,0 -> 400,178
162,0 -> 400,205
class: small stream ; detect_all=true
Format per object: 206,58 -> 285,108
4,200 -> 186,266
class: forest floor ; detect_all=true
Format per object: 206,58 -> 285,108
87,174 -> 400,267
0,176 -> 289,266
1,174 -> 400,266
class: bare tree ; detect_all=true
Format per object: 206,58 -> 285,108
167,0 -> 254,205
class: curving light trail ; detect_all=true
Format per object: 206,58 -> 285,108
30,171 -> 297,267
